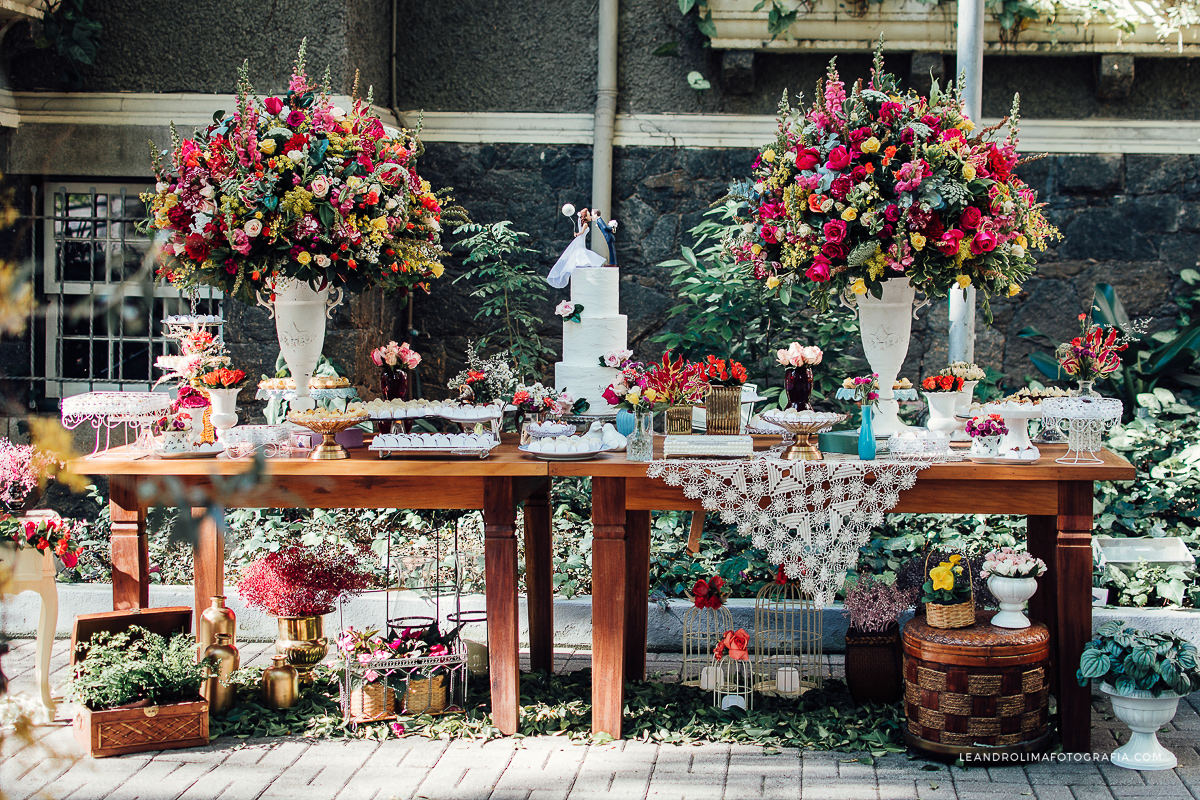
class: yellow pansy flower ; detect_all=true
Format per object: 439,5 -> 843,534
860,137 -> 881,154
850,278 -> 867,295
296,251 -> 312,265
929,563 -> 955,592
910,233 -> 926,251
763,148 -> 776,163
956,275 -> 972,289
841,207 -> 858,222
962,162 -> 977,181
766,275 -> 781,290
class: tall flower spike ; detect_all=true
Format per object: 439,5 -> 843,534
291,37 -> 309,88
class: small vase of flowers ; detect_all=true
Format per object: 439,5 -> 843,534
448,343 -> 517,409
371,341 -> 421,402
699,356 -> 748,435
921,552 -> 975,629
980,547 -> 1047,629
1056,312 -> 1133,397
777,343 -> 823,411
153,408 -> 194,453
966,414 -> 1008,457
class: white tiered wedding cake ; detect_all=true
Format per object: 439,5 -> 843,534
548,205 -> 625,413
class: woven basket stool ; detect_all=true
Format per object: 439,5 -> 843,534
902,610 -> 1050,759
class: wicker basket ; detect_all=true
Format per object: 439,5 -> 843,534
705,386 -> 743,435
348,683 -> 395,722
925,601 -> 976,629
902,611 -> 1050,757
664,405 -> 693,436
403,675 -> 448,715
844,626 -> 902,705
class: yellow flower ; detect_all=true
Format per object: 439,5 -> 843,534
763,148 -> 776,163
910,233 -> 926,251
841,207 -> 858,222
371,216 -> 389,232
766,275 -> 781,290
956,274 -> 972,289
929,564 -> 955,592
751,243 -> 763,256
949,554 -> 962,564
643,388 -> 659,403
850,278 -> 867,295
296,251 -> 312,265
953,565 -> 963,574
259,139 -> 277,155
1008,283 -> 1021,297
430,262 -> 445,278
962,162 -> 977,181
860,137 -> 881,154
1016,234 -> 1028,248
960,118 -> 976,132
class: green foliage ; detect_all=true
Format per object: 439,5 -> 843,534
1101,562 -> 1199,608
1077,620 -> 1200,696
36,0 -> 103,87
655,199 -> 864,409
453,222 -> 555,383
65,627 -> 210,711
211,666 -> 904,754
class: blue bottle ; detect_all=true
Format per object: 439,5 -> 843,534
858,404 -> 876,460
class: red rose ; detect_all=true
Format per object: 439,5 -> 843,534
794,148 -> 820,171
829,175 -> 853,200
805,256 -> 831,283
959,206 -> 982,229
760,224 -> 780,244
970,229 -> 998,255
184,234 -> 210,262
850,165 -> 868,182
935,229 -> 965,256
884,204 -> 902,223
825,146 -> 852,171
710,575 -> 725,590
823,220 -> 848,243
264,96 -> 284,116
60,551 -> 78,569
821,241 -> 847,261
692,579 -> 710,598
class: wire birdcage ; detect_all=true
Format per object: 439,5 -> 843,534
711,654 -> 755,712
753,580 -> 823,696
680,600 -> 735,687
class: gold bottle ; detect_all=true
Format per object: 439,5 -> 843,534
198,596 -> 236,658
261,654 -> 300,710
202,632 -> 239,715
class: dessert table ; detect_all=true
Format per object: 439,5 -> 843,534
548,442 -> 1135,752
70,441 -> 554,736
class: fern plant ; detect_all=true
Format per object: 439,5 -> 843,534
66,627 -> 211,710
453,222 -> 555,382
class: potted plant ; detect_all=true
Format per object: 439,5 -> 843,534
642,352 -> 705,436
920,375 -> 965,437
776,343 -> 823,411
388,623 -> 460,715
966,414 -> 1008,458
152,407 -> 194,453
236,545 -> 376,681
921,553 -> 975,628
336,627 -> 402,723
65,626 -> 212,757
842,575 -> 914,704
1077,620 -> 1200,770
980,547 -> 1047,629
196,367 -> 249,438
844,373 -> 880,460
698,355 -> 748,435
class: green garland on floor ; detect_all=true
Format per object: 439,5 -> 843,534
209,667 -> 905,755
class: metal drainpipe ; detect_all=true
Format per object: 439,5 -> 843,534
591,0 -> 619,256
948,0 -> 984,364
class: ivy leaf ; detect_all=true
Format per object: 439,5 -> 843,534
678,0 -> 698,12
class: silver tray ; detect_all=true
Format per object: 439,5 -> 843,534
518,445 -> 608,461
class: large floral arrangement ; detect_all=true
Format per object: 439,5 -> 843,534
1056,311 -> 1130,382
236,545 -> 376,616
645,352 -> 708,405
142,42 -> 455,302
448,343 -> 517,405
727,50 -> 1058,312
0,515 -> 83,567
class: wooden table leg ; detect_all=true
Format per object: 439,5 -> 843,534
483,477 -> 520,735
1026,514 -> 1058,683
591,477 -> 628,738
624,510 -> 651,682
193,508 -> 225,631
523,482 -> 553,674
109,480 -> 148,610
1055,481 -> 1094,753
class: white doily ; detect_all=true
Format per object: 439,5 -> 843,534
647,455 -> 954,604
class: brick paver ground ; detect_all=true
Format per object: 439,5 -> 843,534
2,637 -> 1198,800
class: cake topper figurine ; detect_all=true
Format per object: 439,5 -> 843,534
546,203 -> 619,289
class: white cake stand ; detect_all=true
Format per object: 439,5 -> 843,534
981,402 -> 1043,455
1040,397 -> 1123,465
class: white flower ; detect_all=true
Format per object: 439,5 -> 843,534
287,150 -> 305,163
330,105 -> 347,119
315,254 -> 331,268
555,301 -> 576,317
199,184 -> 214,199
156,181 -> 168,192
802,345 -> 823,366
310,175 -> 331,198
243,219 -> 263,237
1011,244 -> 1025,258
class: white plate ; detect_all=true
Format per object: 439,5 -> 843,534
968,455 -> 1040,466
518,445 -> 607,461
154,442 -> 225,459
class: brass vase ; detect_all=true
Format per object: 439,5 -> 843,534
664,405 -> 694,436
202,633 -> 239,715
275,615 -> 328,682
261,654 -> 299,710
705,386 -> 743,435
198,595 -> 236,658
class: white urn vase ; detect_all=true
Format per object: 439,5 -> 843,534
257,278 -> 344,411
207,388 -> 240,441
1102,683 -> 1181,770
924,392 -> 961,437
986,575 -> 1038,629
846,278 -> 926,438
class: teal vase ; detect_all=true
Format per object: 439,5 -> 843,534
858,404 -> 876,460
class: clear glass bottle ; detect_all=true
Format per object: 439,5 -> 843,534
626,409 -> 655,462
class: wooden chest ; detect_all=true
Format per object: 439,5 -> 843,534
902,611 -> 1051,758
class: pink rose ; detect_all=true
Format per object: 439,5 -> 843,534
794,147 -> 820,171
264,96 -> 284,116
802,346 -> 823,365
825,146 -> 852,170
760,224 -> 780,244
970,229 -> 998,255
823,220 -> 848,243
286,109 -> 306,127
805,256 -> 831,283
936,229 -> 965,256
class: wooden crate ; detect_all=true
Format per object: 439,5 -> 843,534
902,611 -> 1051,759
70,606 -> 207,757
74,701 -> 209,758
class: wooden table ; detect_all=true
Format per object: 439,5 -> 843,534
70,441 -> 554,735
549,445 -> 1135,752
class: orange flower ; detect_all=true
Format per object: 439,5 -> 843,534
807,194 -> 827,213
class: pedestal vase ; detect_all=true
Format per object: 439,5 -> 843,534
256,278 -> 344,412
844,279 -> 925,438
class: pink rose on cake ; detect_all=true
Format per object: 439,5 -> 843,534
554,300 -> 584,324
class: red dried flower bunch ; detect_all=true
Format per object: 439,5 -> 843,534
920,374 -> 964,392
690,575 -> 727,609
701,356 -> 748,387
237,545 -> 377,616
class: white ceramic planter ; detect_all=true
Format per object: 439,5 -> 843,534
970,435 -> 1002,457
257,278 -> 344,411
924,392 -> 960,437
1101,683 -> 1181,770
207,388 -> 240,440
848,278 -> 925,438
159,430 -> 190,453
987,575 -> 1038,629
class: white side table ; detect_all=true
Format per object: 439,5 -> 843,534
1,513 -> 61,714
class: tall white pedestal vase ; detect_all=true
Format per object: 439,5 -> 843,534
1102,684 -> 1180,770
207,388 -> 240,441
986,576 -> 1037,628
845,278 -> 926,438
257,278 -> 344,412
